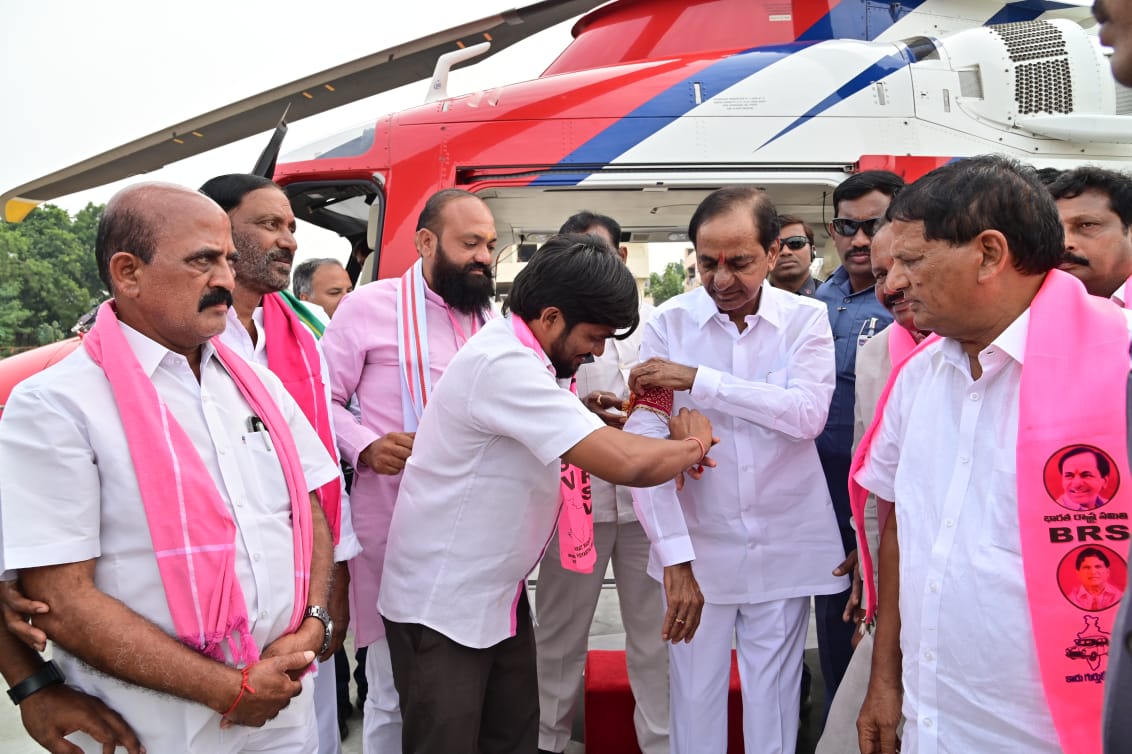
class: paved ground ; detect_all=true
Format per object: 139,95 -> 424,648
1,574 -> 828,753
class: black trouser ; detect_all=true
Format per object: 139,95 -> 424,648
383,590 -> 539,754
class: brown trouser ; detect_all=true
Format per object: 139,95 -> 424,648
383,591 -> 539,754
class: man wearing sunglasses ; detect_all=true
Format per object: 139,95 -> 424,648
812,170 -> 903,723
769,215 -> 822,297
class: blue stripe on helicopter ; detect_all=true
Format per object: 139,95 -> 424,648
757,49 -> 912,149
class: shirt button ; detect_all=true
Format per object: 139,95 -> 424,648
969,393 -> 980,401
924,718 -> 934,729
924,650 -> 934,661
253,553 -> 262,562
843,297 -> 851,304
259,610 -> 269,620
929,581 -> 939,593
218,447 -> 227,455
945,519 -> 954,528
959,456 -> 969,464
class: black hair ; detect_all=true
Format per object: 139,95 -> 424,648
688,186 -> 779,252
832,170 -> 905,216
1059,446 -> 1112,478
292,258 -> 345,297
198,174 -> 280,212
1035,167 -> 1064,187
887,155 -> 1063,276
1077,547 -> 1111,569
1049,166 -> 1132,229
95,200 -> 158,290
504,233 -> 639,339
559,211 -> 622,249
776,214 -> 814,245
416,188 -> 482,234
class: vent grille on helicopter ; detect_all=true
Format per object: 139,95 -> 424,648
989,20 -> 1073,115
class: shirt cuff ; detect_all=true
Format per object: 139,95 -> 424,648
853,464 -> 895,505
652,535 -> 696,568
689,365 -> 722,406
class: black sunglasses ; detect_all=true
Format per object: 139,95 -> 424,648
779,235 -> 810,251
830,217 -> 885,238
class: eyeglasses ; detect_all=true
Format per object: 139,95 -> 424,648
830,217 -> 885,238
779,235 -> 810,251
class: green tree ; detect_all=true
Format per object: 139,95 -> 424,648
0,203 -> 105,353
646,261 -> 686,306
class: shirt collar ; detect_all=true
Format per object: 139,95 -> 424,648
117,321 -> 217,378
936,308 -> 1030,370
690,282 -> 780,329
1114,279 -> 1128,308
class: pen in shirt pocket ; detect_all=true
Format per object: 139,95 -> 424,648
245,415 -> 274,452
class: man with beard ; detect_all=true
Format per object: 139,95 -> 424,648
319,188 -> 499,754
378,234 -> 714,754
0,183 -> 337,752
534,212 -> 669,754
813,171 -> 902,717
1048,166 -> 1132,303
199,174 -> 361,754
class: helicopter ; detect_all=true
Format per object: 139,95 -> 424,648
1,0 -> 1128,407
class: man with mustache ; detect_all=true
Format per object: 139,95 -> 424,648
200,174 -> 361,754
0,183 -> 339,752
1048,166 -> 1132,303
813,170 -> 903,719
816,222 -> 929,754
318,188 -> 499,754
627,186 -> 845,754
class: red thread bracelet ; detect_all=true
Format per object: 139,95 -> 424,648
222,666 -> 255,719
684,436 -> 706,465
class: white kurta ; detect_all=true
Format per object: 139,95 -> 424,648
0,322 -> 339,753
627,284 -> 846,602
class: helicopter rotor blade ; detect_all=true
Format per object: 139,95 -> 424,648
1,0 -> 608,222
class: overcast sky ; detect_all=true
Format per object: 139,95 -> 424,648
1,0 -> 578,260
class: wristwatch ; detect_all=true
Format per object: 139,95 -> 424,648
304,605 -> 333,656
8,660 -> 65,705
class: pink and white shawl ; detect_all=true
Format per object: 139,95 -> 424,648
83,301 -> 313,666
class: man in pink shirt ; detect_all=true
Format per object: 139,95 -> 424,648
319,188 -> 498,754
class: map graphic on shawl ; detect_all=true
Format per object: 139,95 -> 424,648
1064,615 -> 1111,672
1043,444 -> 1120,512
1057,544 -> 1127,613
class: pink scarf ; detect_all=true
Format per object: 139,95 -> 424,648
510,315 -> 596,573
851,271 -> 1130,753
395,259 -> 494,431
83,301 -> 314,666
261,292 -> 342,544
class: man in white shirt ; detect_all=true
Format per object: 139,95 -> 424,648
626,186 -> 847,754
293,258 -> 354,320
856,155 -> 1130,754
0,183 -> 339,753
379,235 -> 716,754
1049,166 -> 1132,304
199,174 -> 361,754
534,212 -> 668,754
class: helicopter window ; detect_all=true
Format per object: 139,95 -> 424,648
285,181 -> 383,261
281,123 -> 377,163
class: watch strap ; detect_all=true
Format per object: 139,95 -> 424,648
304,605 -> 332,655
7,660 -> 65,705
